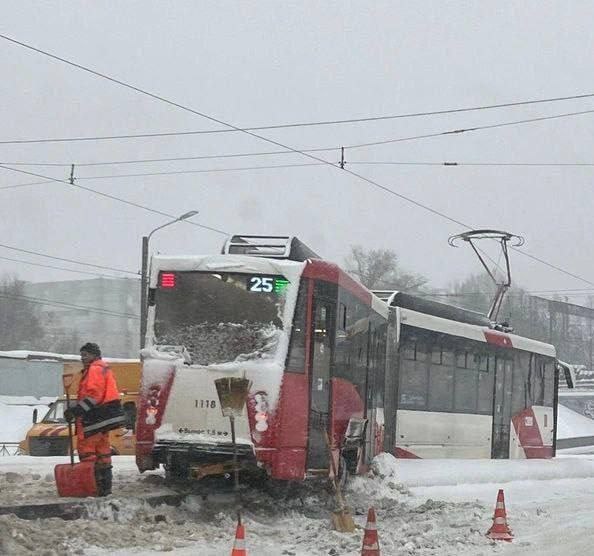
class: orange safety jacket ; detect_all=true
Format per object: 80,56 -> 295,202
77,359 -> 125,438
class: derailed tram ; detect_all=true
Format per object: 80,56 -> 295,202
136,235 -> 558,482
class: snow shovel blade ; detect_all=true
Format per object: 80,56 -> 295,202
54,460 -> 97,497
331,506 -> 356,532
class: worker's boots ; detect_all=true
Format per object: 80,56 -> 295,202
94,463 -> 113,497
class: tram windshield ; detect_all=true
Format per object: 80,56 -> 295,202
153,271 -> 292,365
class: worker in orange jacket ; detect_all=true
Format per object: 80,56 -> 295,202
64,342 -> 125,496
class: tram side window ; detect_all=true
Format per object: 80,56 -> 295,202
477,358 -> 494,414
533,356 -> 546,406
543,360 -> 555,407
399,340 -> 428,409
454,352 -> 478,412
428,347 -> 454,411
369,322 -> 387,406
333,290 -> 368,396
285,282 -> 308,373
511,355 -> 527,415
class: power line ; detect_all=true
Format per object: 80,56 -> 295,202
0,179 -> 56,190
4,34 -> 592,289
0,164 -> 228,236
3,32 -> 592,170
343,109 -> 594,150
4,160 -> 594,191
10,154 -> 594,173
0,78 -> 593,145
349,161 -> 594,167
71,162 -> 327,181
0,242 -> 138,275
0,254 -> 138,280
0,162 -> 329,191
424,289 -> 594,297
0,292 -> 140,320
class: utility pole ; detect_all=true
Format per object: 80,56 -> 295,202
548,300 -> 554,346
139,211 -> 199,350
140,235 -> 149,349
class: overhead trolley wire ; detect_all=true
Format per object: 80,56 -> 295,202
0,241 -> 139,276
59,162 -> 328,181
0,54 -> 592,146
5,109 -> 594,170
0,163 -> 330,191
0,254 -> 138,279
4,34 -> 593,288
349,161 -> 594,167
342,109 -> 594,150
0,164 -> 228,236
0,291 -> 140,320
0,179 -> 56,190
5,160 -> 594,190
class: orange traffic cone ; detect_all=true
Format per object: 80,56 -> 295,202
231,520 -> 247,555
361,507 -> 380,555
486,489 -> 513,542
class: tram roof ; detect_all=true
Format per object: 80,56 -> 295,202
382,292 -> 555,357
386,292 -> 492,327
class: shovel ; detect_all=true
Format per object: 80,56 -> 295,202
323,430 -> 356,532
54,374 -> 97,497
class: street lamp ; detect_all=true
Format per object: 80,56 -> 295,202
140,210 -> 199,349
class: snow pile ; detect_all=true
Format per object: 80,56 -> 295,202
0,459 -> 494,556
390,456 -> 594,488
0,397 -> 50,442
0,457 -> 168,505
557,404 -> 594,438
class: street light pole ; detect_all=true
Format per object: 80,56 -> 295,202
140,210 -> 199,349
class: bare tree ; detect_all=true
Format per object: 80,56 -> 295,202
0,275 -> 44,350
345,245 -> 428,291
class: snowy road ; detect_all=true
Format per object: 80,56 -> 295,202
2,455 -> 594,555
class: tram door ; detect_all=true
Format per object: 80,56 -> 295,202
492,357 -> 514,458
306,299 -> 334,470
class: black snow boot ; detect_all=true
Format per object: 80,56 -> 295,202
95,463 -> 113,497
102,465 -> 113,496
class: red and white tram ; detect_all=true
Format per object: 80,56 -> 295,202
136,235 -> 558,482
380,293 -> 557,459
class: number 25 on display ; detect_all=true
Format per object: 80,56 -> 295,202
249,277 -> 274,292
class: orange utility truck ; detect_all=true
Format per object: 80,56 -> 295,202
19,359 -> 140,456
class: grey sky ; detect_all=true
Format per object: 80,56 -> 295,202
2,2 -> 594,296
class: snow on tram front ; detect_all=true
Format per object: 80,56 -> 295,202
135,236 -> 314,481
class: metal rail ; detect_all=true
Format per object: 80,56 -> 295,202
0,442 -> 23,456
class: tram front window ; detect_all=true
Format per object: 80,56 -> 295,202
153,271 -> 292,365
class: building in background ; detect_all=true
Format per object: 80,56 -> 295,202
24,277 -> 139,358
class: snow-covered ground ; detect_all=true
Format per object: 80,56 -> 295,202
2,455 -> 594,555
3,399 -> 594,555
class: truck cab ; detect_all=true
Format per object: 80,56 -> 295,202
19,394 -> 138,456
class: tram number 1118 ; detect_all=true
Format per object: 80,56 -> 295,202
196,399 -> 217,409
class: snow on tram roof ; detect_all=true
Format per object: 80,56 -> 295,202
149,254 -> 307,288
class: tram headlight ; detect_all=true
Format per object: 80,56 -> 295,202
254,392 -> 269,413
253,392 -> 269,432
145,384 -> 162,425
